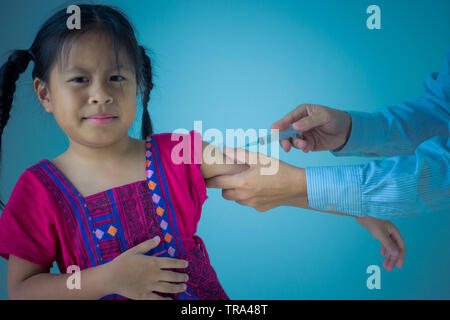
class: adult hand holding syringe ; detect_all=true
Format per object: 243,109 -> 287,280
270,104 -> 352,153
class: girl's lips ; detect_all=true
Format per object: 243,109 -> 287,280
84,116 -> 117,124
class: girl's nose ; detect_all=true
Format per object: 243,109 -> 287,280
88,85 -> 113,105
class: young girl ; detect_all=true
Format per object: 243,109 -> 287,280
0,4 -> 245,300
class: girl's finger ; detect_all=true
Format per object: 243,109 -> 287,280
142,292 -> 172,300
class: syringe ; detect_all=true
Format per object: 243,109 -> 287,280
244,126 -> 301,148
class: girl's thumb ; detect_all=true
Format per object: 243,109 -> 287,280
133,236 -> 160,254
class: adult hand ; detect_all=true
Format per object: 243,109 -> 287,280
205,148 -> 308,212
106,236 -> 189,300
356,216 -> 406,271
271,104 -> 352,153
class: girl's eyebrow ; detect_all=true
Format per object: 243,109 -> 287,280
64,65 -> 131,73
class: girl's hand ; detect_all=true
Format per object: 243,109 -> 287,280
106,236 -> 189,300
356,216 -> 406,272
271,104 -> 352,153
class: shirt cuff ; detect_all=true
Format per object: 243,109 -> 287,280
331,111 -> 385,157
305,165 -> 365,217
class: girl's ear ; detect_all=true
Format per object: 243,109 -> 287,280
33,78 -> 53,113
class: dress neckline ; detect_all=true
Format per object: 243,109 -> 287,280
42,136 -> 151,199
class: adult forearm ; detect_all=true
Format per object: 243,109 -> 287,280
289,167 -> 353,217
10,263 -> 112,300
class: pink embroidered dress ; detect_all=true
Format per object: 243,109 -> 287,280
0,131 -> 229,300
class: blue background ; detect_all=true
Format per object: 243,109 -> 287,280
0,0 -> 449,299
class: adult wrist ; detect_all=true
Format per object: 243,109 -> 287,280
291,166 -> 307,198
333,112 -> 352,152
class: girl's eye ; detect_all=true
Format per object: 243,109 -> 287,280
110,75 -> 125,81
71,77 -> 88,83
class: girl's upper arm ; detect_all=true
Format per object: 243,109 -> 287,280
7,254 -> 49,298
200,141 -> 249,180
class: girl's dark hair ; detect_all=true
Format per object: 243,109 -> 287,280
0,4 -> 155,210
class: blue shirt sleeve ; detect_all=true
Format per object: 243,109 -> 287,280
306,51 -> 450,219
306,136 -> 450,219
331,51 -> 450,157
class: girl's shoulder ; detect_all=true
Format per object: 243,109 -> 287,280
0,160 -> 60,268
150,130 -> 203,166
11,159 -> 51,189
1,159 -> 64,219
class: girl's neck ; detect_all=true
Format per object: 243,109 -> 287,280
65,135 -> 139,168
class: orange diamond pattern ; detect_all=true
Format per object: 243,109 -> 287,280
148,181 -> 156,190
107,225 -> 118,237
156,206 -> 164,216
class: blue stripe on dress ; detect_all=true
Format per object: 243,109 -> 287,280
107,190 -> 128,254
150,137 -> 185,255
39,163 -> 98,267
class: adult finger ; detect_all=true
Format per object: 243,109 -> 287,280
383,255 -> 394,272
280,138 -> 292,152
271,104 -> 309,132
378,230 -> 400,258
292,109 -> 326,132
386,254 -> 397,272
292,138 -> 308,151
206,174 -> 243,189
224,147 -> 260,166
380,243 -> 386,257
222,189 -> 247,201
389,228 -> 406,269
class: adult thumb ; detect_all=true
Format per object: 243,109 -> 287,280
132,236 -> 161,254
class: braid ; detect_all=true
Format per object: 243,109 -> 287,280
139,46 -> 154,140
0,49 -> 33,210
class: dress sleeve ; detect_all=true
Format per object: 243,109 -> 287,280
153,130 -> 208,230
186,130 -> 208,217
0,169 -> 58,269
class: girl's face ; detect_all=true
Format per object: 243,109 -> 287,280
34,32 -> 139,148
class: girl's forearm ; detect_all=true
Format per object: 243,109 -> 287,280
10,262 -> 113,300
